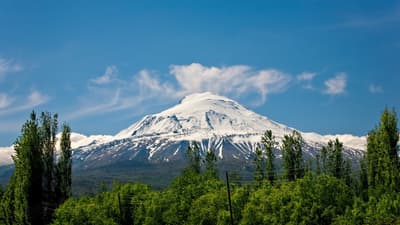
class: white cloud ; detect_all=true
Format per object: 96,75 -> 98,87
0,93 -> 13,109
27,90 -> 49,106
369,84 -> 383,93
169,63 -> 291,103
0,90 -> 49,116
324,73 -> 347,95
90,65 -> 118,85
0,58 -> 23,80
69,63 -> 308,119
136,70 -> 176,97
66,89 -> 122,119
297,72 -> 317,81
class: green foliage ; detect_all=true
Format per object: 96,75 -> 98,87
366,107 -> 400,194
253,147 -> 264,187
262,130 -> 275,185
55,124 -> 72,205
318,138 -> 345,179
204,150 -> 218,180
5,107 -> 400,225
282,130 -> 304,181
0,111 -> 72,225
185,142 -> 201,174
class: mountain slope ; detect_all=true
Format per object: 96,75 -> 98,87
71,92 -> 365,169
0,92 -> 366,168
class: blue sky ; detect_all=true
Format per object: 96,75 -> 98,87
0,0 -> 399,145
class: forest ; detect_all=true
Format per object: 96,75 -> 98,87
0,108 -> 399,225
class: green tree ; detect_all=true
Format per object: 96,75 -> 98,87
204,150 -> 218,180
185,142 -> 201,174
13,111 -> 43,225
320,138 -> 345,179
253,147 -> 264,186
366,107 -> 400,193
282,130 -> 304,181
262,130 -> 275,185
1,111 -> 72,225
40,112 -> 58,224
55,124 -> 72,206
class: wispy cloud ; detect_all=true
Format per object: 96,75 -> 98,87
0,93 -> 13,109
369,84 -> 383,94
297,72 -> 317,81
136,69 -> 176,97
331,7 -> 400,29
324,73 -> 347,95
72,64 -> 344,119
90,65 -> 118,85
69,63 -> 293,119
0,90 -> 49,116
169,63 -> 291,103
0,57 -> 23,80
297,72 -> 317,90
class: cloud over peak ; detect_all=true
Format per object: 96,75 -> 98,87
169,63 -> 291,103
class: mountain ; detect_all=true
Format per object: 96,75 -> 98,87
0,92 -> 366,167
0,92 -> 367,191
70,92 -> 365,169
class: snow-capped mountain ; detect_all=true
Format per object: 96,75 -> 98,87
72,92 -> 366,168
0,92 -> 366,168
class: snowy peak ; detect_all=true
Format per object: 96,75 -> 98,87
115,92 -> 291,140
0,92 -> 367,167
115,92 -> 366,150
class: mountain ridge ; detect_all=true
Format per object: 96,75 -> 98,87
0,92 -> 366,166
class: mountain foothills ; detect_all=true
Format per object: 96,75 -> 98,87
0,92 -> 366,167
0,93 -> 399,225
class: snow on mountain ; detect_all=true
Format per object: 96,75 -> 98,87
0,92 -> 366,167
71,92 -> 366,168
68,133 -> 113,149
115,92 -> 366,150
0,133 -> 113,166
0,146 -> 14,165
115,92 -> 293,140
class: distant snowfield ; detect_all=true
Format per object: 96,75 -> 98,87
0,92 -> 367,166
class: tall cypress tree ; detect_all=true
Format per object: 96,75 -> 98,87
55,124 -> 72,205
293,131 -> 304,179
40,112 -> 58,224
13,111 -> 44,225
204,150 -> 218,179
282,130 -> 304,181
1,111 -> 72,225
367,107 -> 399,193
185,142 -> 201,174
262,130 -> 275,185
253,147 -> 264,186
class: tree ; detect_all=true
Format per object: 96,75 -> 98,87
13,111 -> 43,225
55,124 -> 72,205
204,150 -> 218,180
282,130 -> 304,181
366,107 -> 400,193
253,147 -> 264,186
262,130 -> 275,185
40,112 -> 58,224
185,142 -> 201,174
0,111 -> 72,225
320,138 -> 345,179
